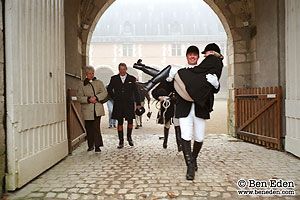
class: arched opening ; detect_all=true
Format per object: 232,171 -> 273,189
86,0 -> 233,135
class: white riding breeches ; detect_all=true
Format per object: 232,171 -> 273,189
179,103 -> 206,142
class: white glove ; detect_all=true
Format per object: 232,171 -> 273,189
206,74 -> 219,89
158,96 -> 170,102
163,96 -> 170,101
166,65 -> 181,82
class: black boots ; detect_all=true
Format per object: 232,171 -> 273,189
163,127 -> 169,149
127,127 -> 134,146
163,127 -> 182,152
87,147 -> 94,151
182,139 -> 195,180
133,59 -> 159,77
192,141 -> 203,171
136,65 -> 171,92
95,147 -> 101,153
117,129 -> 124,149
118,125 -> 134,148
174,126 -> 182,152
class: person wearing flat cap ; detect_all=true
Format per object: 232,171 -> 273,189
134,43 -> 224,180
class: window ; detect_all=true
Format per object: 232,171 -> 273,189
123,21 -> 133,35
171,21 -> 181,35
171,43 -> 182,56
123,44 -> 133,57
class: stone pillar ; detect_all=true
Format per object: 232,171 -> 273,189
64,0 -> 83,90
204,0 -> 255,136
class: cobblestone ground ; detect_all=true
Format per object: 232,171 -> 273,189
5,101 -> 300,200
5,132 -> 300,200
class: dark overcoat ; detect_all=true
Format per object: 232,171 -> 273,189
175,55 -> 223,119
107,73 -> 141,120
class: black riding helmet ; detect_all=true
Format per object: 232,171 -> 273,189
135,106 -> 145,116
201,43 -> 221,54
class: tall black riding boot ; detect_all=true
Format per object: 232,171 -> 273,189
133,59 -> 159,77
127,127 -> 134,146
174,126 -> 182,152
192,141 -> 203,171
182,139 -> 195,180
163,127 -> 169,149
136,65 -> 171,92
117,129 -> 124,149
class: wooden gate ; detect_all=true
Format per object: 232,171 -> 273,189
235,87 -> 282,150
67,89 -> 86,153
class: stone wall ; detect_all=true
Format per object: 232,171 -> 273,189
251,0 -> 285,88
64,0 -> 112,91
251,0 -> 286,138
64,0 -> 83,90
0,1 -> 5,196
205,0 -> 285,136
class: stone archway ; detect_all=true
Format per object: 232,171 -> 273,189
79,0 -> 256,136
82,0 -> 115,67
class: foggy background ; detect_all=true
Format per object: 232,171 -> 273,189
89,0 -> 228,133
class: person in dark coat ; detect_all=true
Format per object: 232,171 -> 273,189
152,80 -> 182,151
133,61 -> 182,151
107,63 -> 141,148
134,44 -> 223,180
175,44 -> 222,181
176,46 -> 223,110
134,78 -> 146,129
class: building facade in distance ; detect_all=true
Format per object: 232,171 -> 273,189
89,0 -> 227,99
